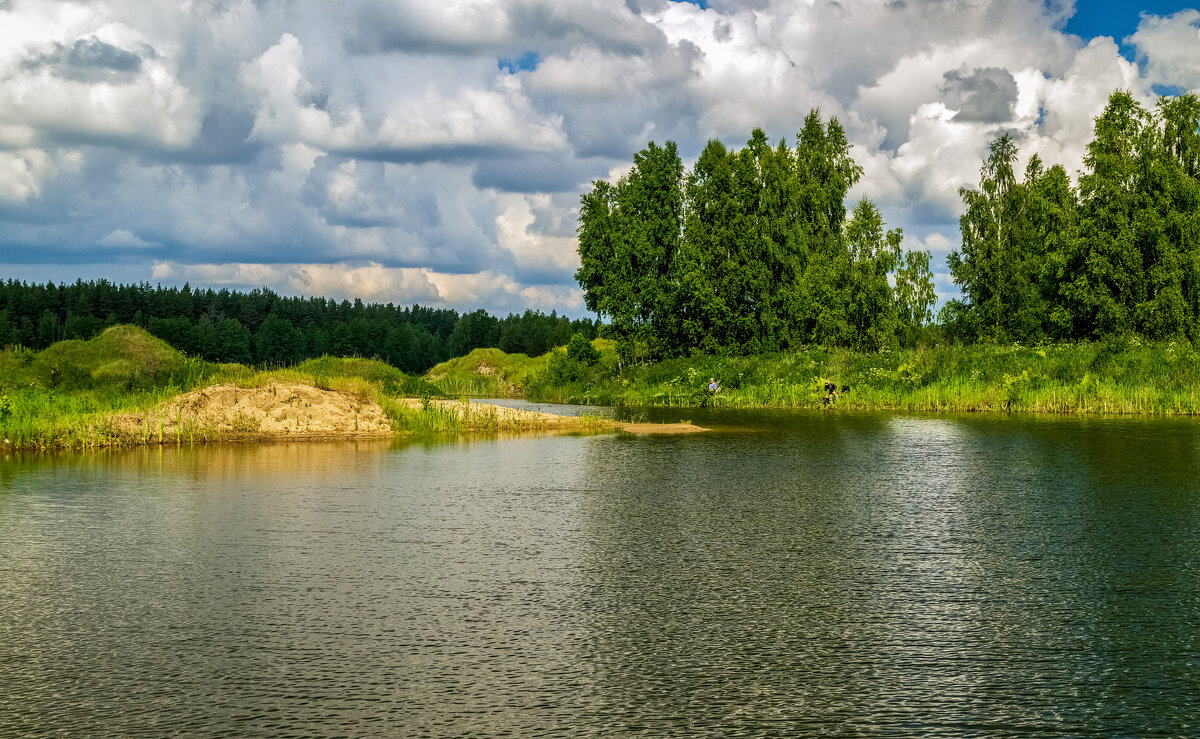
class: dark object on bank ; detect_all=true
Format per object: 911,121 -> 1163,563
823,382 -> 840,406
841,385 -> 850,394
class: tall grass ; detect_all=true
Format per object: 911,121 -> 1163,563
12,324 -> 1200,452
387,398 -> 466,434
0,384 -> 195,450
521,337 -> 1200,415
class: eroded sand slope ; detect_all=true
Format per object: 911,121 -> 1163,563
122,382 -> 393,439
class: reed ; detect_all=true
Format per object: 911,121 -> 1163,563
388,399 -> 464,434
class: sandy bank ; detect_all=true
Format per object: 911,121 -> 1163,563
399,399 -> 707,435
617,422 -> 707,434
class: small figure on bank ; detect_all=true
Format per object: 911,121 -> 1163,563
823,382 -> 839,406
707,377 -> 720,394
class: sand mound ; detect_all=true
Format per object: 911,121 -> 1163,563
120,382 -> 392,440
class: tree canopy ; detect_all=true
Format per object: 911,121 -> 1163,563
945,90 -> 1200,343
576,112 -> 934,359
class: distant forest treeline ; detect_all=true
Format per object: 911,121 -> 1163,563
0,280 -> 597,373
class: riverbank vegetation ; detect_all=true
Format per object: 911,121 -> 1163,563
577,113 -> 936,362
6,89 -> 1200,444
8,323 -> 1200,454
422,348 -> 550,398
944,91 -> 1200,344
518,334 -> 1200,415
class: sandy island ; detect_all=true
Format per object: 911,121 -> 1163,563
113,383 -> 707,441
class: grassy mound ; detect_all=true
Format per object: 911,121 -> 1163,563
424,347 -> 549,397
294,356 -> 441,397
17,325 -> 197,391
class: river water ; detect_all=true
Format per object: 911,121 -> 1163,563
2,408 -> 1199,736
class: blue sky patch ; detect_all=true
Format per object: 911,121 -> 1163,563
498,51 -> 541,74
1063,1 -> 1193,53
1151,83 -> 1189,97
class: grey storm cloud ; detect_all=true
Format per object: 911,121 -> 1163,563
345,0 -> 665,57
144,105 -> 264,166
941,66 -> 1019,123
472,152 -> 606,194
302,156 -> 443,230
505,3 -> 664,57
22,37 -> 148,82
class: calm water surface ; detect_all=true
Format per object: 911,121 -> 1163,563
2,409 -> 1199,736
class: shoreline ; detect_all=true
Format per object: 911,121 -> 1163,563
10,391 -> 1200,454
0,389 -> 710,453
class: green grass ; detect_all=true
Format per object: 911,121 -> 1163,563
424,347 -> 549,397
384,396 -> 618,436
520,337 -> 1200,415
0,325 -> 604,451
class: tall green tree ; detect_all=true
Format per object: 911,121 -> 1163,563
1064,91 -> 1155,338
1155,93 -> 1200,338
948,133 -> 1022,340
678,138 -> 740,354
214,317 -> 252,364
1020,157 -> 1077,338
576,141 -> 684,363
254,313 -> 303,365
843,198 -> 902,351
795,112 -> 862,345
621,140 -> 685,359
448,309 -> 500,355
893,248 -> 936,345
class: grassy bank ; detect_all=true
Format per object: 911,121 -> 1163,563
11,325 -> 1200,452
519,337 -> 1200,415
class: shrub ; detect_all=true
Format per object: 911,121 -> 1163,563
566,333 -> 600,366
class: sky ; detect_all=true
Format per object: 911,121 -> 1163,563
1,0 -> 1198,318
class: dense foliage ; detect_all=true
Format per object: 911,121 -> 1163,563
576,111 -> 936,361
0,280 -> 597,372
945,91 -> 1200,343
